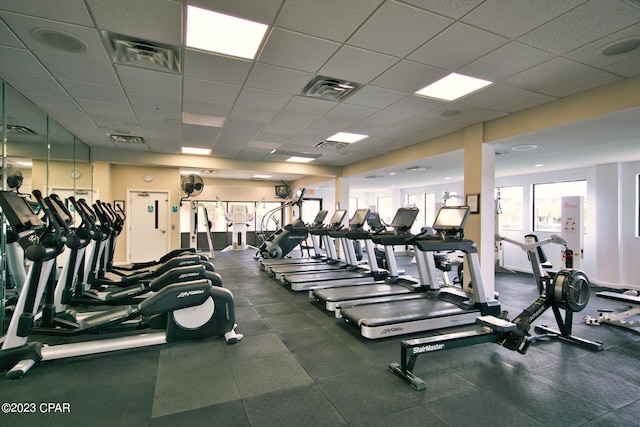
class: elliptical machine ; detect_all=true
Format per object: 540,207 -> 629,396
256,188 -> 308,259
0,190 -> 242,379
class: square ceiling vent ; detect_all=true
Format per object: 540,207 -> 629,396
314,140 -> 349,150
102,31 -> 181,74
299,76 -> 361,101
109,134 -> 145,144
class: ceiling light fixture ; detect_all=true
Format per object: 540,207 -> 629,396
415,73 -> 492,101
186,5 -> 268,60
182,147 -> 211,155
182,112 -> 226,127
252,174 -> 272,179
326,132 -> 368,143
511,144 -> 538,151
286,156 -> 315,163
32,28 -> 88,53
180,170 -> 200,175
600,37 -> 640,56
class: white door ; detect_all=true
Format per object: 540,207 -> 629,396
127,190 -> 170,263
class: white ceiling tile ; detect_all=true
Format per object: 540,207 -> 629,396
307,116 -> 357,132
564,23 -> 640,68
462,0 -> 585,39
132,104 -> 180,122
182,98 -> 232,118
282,97 -> 337,115
401,0 -> 485,19
183,78 -> 241,104
459,42 -> 555,82
362,110 -> 414,126
517,0 -> 640,55
258,28 -> 340,72
230,105 -> 278,123
181,123 -> 221,146
539,70 -> 622,98
605,55 -> 640,79
34,50 -> 119,85
348,1 -> 452,57
423,103 -> 509,125
318,45 -> 398,84
503,58 -> 595,92
87,0 -> 182,46
409,23 -> 508,70
343,85 -> 406,109
143,139 -> 177,154
245,62 -> 312,94
184,49 -> 253,85
325,103 -> 377,121
116,65 -> 181,96
236,87 -> 293,110
59,79 -> 127,103
252,132 -> 291,144
371,60 -> 447,93
457,84 -> 530,109
492,92 -> 558,113
138,120 -> 179,139
276,0 -> 385,42
262,111 -> 317,135
0,18 -> 25,48
4,72 -> 67,97
0,46 -> 49,77
385,95 -> 443,115
126,89 -> 181,112
0,0 -> 93,25
189,0 -> 282,24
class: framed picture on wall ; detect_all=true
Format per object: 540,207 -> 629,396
466,194 -> 479,214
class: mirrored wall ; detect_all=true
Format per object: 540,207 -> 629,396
1,79 -> 92,329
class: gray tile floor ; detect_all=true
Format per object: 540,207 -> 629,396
0,250 -> 638,426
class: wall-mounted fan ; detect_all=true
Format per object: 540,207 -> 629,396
180,174 -> 204,204
4,165 -> 24,193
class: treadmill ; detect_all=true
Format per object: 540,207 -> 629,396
339,206 -> 501,339
282,208 -> 390,292
258,209 -> 329,271
313,207 -> 427,314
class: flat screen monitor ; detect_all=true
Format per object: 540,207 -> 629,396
367,212 -> 382,230
432,206 -> 470,231
0,191 -> 43,232
275,184 -> 290,199
312,210 -> 328,224
349,208 -> 370,227
328,209 -> 347,226
390,207 -> 419,229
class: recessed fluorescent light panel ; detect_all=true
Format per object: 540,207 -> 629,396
182,147 -> 211,155
182,112 -> 226,128
415,73 -> 492,101
180,170 -> 200,175
253,174 -> 272,179
186,5 -> 268,60
286,156 -> 315,163
326,132 -> 368,144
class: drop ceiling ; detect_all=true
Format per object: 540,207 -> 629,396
1,0 -> 639,190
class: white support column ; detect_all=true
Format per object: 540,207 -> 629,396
463,124 -> 496,297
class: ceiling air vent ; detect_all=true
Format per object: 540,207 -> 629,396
102,31 -> 181,74
314,140 -> 349,150
2,125 -> 37,135
109,134 -> 145,144
299,76 -> 361,101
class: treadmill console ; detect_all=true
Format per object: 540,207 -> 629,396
327,209 -> 347,228
432,206 -> 470,238
390,207 -> 419,234
366,212 -> 385,233
349,208 -> 370,230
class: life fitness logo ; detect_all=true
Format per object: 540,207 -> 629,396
563,202 -> 578,208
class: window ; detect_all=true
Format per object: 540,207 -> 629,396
496,186 -> 523,231
533,180 -> 586,232
377,196 -> 393,224
349,197 -> 358,218
424,193 -> 436,227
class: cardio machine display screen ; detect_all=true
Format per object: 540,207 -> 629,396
328,210 -> 347,225
0,191 -> 44,232
432,206 -> 470,231
349,209 -> 370,227
390,208 -> 419,229
312,210 -> 328,224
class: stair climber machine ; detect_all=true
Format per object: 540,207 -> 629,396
390,232 -> 603,390
281,208 -> 391,291
0,190 -> 242,379
255,188 -> 308,259
258,209 -> 328,271
266,209 -> 347,279
338,206 -> 502,339
313,207 -> 426,314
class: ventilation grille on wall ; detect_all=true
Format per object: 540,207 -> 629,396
299,76 -> 361,101
109,134 -> 145,144
314,140 -> 350,150
102,31 -> 181,74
